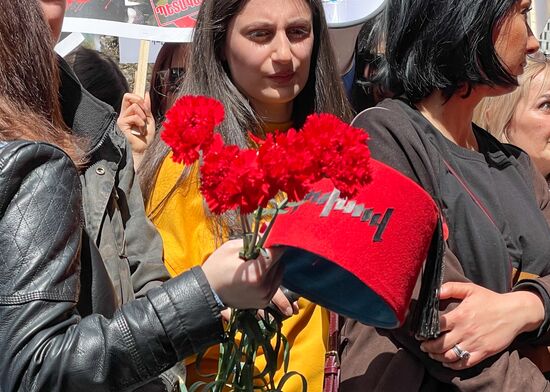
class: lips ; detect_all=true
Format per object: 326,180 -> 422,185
268,71 -> 295,84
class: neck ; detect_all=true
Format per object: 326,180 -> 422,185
250,100 -> 293,124
415,87 -> 485,150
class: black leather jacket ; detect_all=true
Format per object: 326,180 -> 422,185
0,141 -> 224,391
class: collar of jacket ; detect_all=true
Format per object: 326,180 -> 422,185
57,56 -> 118,157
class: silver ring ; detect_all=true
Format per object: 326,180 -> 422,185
452,344 -> 470,360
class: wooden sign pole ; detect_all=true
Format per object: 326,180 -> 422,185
133,39 -> 150,97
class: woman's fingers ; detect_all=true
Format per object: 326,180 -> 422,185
421,334 -> 453,355
418,283 -> 542,370
439,281 -> 475,301
202,240 -> 284,309
120,114 -> 146,129
270,288 -> 293,317
120,93 -> 144,112
127,102 -> 147,120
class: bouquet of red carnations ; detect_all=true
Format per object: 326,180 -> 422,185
162,96 -> 372,392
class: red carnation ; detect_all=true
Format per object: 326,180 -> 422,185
256,129 -> 318,202
161,96 -> 224,165
201,135 -> 274,215
301,113 -> 372,198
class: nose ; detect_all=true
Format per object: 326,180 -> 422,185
271,32 -> 292,63
526,23 -> 540,55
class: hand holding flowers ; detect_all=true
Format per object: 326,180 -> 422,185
162,95 -> 372,391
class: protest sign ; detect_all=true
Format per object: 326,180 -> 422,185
62,0 -> 202,42
63,0 -> 387,42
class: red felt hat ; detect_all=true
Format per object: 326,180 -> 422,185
264,159 -> 439,328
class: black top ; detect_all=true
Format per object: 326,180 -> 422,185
356,98 -> 550,293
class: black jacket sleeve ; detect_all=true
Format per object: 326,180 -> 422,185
0,141 -> 224,392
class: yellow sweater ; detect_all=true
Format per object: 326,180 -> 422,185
148,142 -> 328,391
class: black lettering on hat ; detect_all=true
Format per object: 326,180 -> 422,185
371,209 -> 394,242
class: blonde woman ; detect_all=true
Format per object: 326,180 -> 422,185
475,55 -> 550,181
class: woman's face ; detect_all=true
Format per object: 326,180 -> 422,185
493,0 -> 539,79
508,68 -> 550,176
39,0 -> 66,43
224,0 -> 314,121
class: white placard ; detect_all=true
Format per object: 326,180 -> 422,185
62,17 -> 193,42
119,38 -> 164,63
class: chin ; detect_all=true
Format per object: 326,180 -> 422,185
263,88 -> 302,103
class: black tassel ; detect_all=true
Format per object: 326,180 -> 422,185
410,217 -> 444,340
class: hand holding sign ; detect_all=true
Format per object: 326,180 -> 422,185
117,92 -> 156,169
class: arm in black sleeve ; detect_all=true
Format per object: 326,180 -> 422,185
0,142 -> 223,392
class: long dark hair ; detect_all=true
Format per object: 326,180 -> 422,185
379,0 -> 519,102
0,0 -> 82,163
140,0 -> 353,214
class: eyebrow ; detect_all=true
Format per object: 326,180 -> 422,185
286,17 -> 312,25
242,17 -> 311,29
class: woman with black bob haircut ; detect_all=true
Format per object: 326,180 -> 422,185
380,0 -> 519,102
340,0 -> 550,390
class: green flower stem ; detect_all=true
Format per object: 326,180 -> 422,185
248,206 -> 263,259
210,198 -> 304,392
240,214 -> 250,252
256,198 -> 287,250
244,213 -> 252,234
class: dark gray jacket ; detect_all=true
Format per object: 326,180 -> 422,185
0,140 -> 224,391
58,58 -> 170,305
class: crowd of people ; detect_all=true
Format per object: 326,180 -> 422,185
2,0 -> 550,391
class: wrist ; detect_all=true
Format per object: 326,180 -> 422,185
211,287 -> 227,311
132,152 -> 144,170
511,290 -> 545,334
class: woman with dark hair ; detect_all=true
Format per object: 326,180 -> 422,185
339,0 -> 550,390
0,1 -> 283,390
0,1 -> 81,161
67,47 -> 130,113
138,0 -> 353,390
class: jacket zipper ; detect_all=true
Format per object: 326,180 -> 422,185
85,112 -> 117,158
